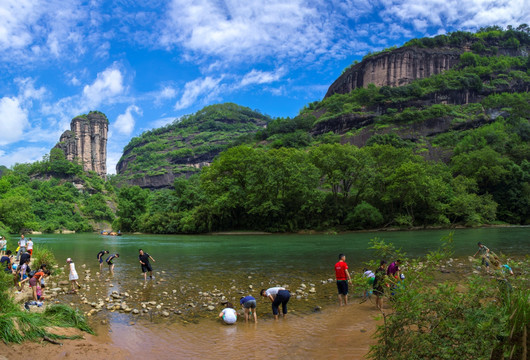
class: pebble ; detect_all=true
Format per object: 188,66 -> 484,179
207,305 -> 215,311
248,285 -> 253,289
309,288 -> 316,294
162,311 -> 170,317
132,309 -> 139,314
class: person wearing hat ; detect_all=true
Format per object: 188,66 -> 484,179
66,258 -> 81,292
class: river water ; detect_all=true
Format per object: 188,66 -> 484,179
29,227 -> 528,359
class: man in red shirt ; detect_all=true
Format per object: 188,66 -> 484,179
335,253 -> 352,306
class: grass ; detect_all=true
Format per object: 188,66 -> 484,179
0,256 -> 92,344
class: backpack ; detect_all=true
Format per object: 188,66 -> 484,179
28,270 -> 36,278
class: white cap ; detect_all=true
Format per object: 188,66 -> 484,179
66,258 -> 72,263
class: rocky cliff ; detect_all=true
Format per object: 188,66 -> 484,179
326,47 -> 463,97
55,111 -> 108,177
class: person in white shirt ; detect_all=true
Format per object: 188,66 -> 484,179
27,238 -> 34,256
17,234 -> 27,261
360,268 -> 376,303
260,287 -> 291,320
219,302 -> 237,324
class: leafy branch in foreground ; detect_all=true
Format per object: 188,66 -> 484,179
367,234 -> 529,360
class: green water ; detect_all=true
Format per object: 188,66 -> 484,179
30,227 -> 529,276
15,227 -> 528,324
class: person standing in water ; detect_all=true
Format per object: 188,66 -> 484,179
473,242 -> 490,273
97,250 -> 109,271
66,258 -> 81,292
240,295 -> 258,323
138,249 -> 156,281
106,253 -> 119,273
260,287 -> 291,320
335,253 -> 352,306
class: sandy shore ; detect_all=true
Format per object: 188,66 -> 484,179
0,300 -> 381,359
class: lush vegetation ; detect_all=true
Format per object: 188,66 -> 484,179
0,26 -> 528,234
0,249 -> 92,343
107,26 -> 530,234
363,236 -> 529,360
0,149 -> 115,233
117,103 -> 270,181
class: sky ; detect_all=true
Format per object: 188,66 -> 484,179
0,0 -> 528,174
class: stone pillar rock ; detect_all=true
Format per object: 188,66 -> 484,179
54,111 -> 108,177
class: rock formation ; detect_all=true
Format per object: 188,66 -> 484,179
55,111 -> 108,177
326,47 -> 463,97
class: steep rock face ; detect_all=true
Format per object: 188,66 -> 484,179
326,47 -> 462,97
55,112 -> 108,177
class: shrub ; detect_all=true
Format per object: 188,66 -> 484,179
32,246 -> 58,273
346,202 -> 384,229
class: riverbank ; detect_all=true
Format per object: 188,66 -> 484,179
0,298 -> 381,360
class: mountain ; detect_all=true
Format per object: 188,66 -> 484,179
116,103 -> 270,188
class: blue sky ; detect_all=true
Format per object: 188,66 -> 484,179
0,0 -> 528,174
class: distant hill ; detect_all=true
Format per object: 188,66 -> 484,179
116,103 -> 270,188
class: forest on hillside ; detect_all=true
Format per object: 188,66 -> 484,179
0,26 -> 529,234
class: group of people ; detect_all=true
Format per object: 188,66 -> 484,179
218,288 -> 291,325
0,234 -> 50,305
334,242 -> 516,314
335,253 -> 404,311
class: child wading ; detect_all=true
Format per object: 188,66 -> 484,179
66,258 -> 81,293
219,302 -> 237,324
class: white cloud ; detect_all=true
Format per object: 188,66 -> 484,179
15,78 -> 46,101
379,0 -> 530,30
150,116 -> 179,129
160,0 -> 339,63
0,0 -> 92,62
0,146 -> 48,168
175,77 -> 222,110
82,65 -> 125,108
154,86 -> 177,105
113,105 -> 141,136
106,150 -> 123,175
240,68 -> 285,87
0,97 -> 29,146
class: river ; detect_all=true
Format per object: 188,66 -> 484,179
26,227 -> 530,359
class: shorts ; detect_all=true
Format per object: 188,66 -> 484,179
1,247 -> 6,251
141,263 -> 153,273
481,257 -> 490,267
373,286 -> 384,296
107,261 -> 113,265
28,249 -> 33,256
29,277 -> 37,287
99,258 -> 104,264
367,277 -> 375,285
242,300 -> 257,309
336,280 -> 348,295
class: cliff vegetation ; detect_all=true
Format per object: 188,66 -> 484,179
115,103 -> 270,188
